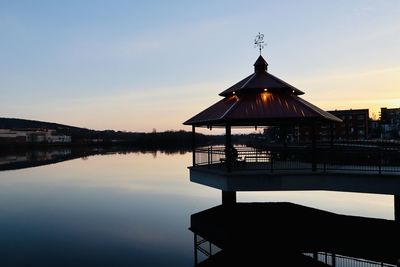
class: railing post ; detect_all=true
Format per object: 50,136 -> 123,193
311,123 -> 317,172
270,151 -> 274,173
207,147 -> 210,168
192,126 -> 196,167
210,146 -> 213,165
194,233 -> 198,266
330,122 -> 334,149
225,125 -> 232,172
378,150 -> 382,175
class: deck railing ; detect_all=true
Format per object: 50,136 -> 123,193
303,252 -> 396,267
193,146 -> 400,174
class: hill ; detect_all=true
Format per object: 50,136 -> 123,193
0,117 -> 224,148
0,117 -> 85,131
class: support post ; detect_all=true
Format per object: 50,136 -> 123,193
192,126 -> 196,166
194,233 -> 198,265
395,195 -> 400,223
395,196 -> 400,267
311,123 -> 317,172
222,191 -> 236,206
225,125 -> 232,172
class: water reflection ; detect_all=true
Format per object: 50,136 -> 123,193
0,150 -> 397,266
0,151 -> 217,267
0,147 -> 190,171
190,203 -> 399,266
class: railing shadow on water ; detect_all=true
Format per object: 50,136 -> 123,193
194,146 -> 400,175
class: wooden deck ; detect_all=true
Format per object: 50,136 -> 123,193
195,160 -> 400,174
189,163 -> 400,194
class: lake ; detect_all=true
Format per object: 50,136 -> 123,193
0,150 -> 395,266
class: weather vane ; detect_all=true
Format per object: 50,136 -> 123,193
254,32 -> 265,55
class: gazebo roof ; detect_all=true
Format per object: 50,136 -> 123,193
184,56 -> 341,127
219,56 -> 304,96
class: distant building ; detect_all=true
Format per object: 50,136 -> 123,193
328,109 -> 369,140
45,130 -> 72,143
267,107 -> 400,142
368,119 -> 381,139
0,129 -> 71,144
0,129 -> 27,143
380,107 -> 400,139
297,109 -> 369,142
0,149 -> 72,167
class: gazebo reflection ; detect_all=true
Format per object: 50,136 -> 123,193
190,202 -> 399,267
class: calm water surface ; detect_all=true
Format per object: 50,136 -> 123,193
0,151 -> 394,266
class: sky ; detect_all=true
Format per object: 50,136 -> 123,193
0,0 -> 399,132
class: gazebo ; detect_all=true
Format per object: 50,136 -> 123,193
183,51 -> 400,211
184,55 -> 341,172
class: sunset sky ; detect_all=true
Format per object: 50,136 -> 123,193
1,1 -> 399,132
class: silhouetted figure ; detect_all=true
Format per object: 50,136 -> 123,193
230,145 -> 238,161
226,145 -> 240,167
224,145 -> 239,164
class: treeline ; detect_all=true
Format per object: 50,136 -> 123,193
0,117 -> 229,148
87,130 -> 226,149
0,117 -> 261,149
122,130 -> 224,148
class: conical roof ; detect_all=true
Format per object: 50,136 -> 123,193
219,56 -> 304,96
184,56 -> 341,126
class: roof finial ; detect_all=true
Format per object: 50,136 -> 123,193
254,32 -> 265,55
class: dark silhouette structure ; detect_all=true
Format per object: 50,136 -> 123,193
190,203 -> 400,266
183,54 -> 400,219
184,55 -> 340,128
184,47 -> 400,266
329,109 -> 369,140
184,55 -> 346,204
381,107 -> 400,139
